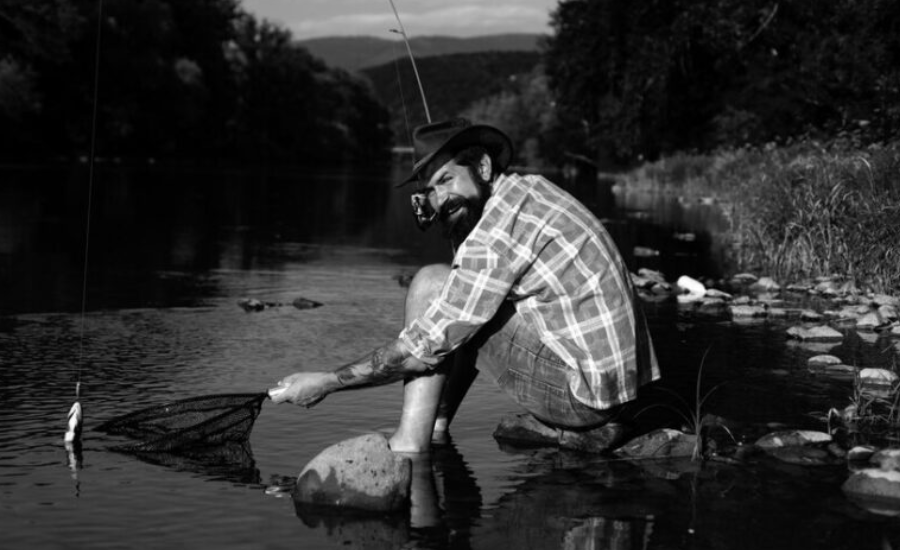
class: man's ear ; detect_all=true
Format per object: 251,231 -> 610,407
478,153 -> 493,182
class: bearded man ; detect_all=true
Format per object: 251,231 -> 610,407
270,118 -> 659,453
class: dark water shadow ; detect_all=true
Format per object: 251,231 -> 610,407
107,441 -> 261,485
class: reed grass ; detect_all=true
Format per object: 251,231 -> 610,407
617,139 -> 900,293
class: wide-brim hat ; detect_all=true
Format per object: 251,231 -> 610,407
398,117 -> 513,187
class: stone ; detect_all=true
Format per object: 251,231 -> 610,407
676,275 -> 706,297
872,294 -> 900,308
704,288 -> 733,300
879,305 -> 898,321
293,433 -> 411,513
786,325 -> 844,341
858,368 -> 899,398
843,469 -> 900,505
807,354 -> 842,367
750,276 -> 781,292
800,310 -> 824,322
637,268 -> 667,283
730,305 -> 768,318
615,428 -> 698,459
767,445 -> 837,466
856,311 -> 884,330
292,297 -> 324,310
848,445 -> 877,462
755,430 -> 831,449
238,298 -> 268,311
492,413 -> 628,453
731,272 -> 758,284
871,449 -> 900,471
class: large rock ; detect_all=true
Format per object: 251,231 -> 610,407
293,433 -> 411,513
857,368 -> 899,398
843,469 -> 900,515
755,430 -> 831,449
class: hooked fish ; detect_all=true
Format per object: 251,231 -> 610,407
65,401 -> 83,443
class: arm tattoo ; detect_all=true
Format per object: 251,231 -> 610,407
334,341 -> 410,388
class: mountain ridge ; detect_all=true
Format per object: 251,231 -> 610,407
297,33 -> 544,72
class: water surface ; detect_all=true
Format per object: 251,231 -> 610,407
2,164 -> 898,549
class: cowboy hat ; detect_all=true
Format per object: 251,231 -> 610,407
398,117 -> 513,187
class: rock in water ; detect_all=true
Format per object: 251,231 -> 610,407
293,433 -> 411,513
292,297 -> 323,310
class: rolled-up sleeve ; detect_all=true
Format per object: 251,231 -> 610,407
399,242 -> 517,365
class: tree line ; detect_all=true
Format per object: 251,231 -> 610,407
0,0 -> 390,165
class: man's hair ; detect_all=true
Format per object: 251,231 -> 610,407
453,146 -> 494,185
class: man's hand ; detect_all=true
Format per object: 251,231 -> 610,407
268,371 -> 339,407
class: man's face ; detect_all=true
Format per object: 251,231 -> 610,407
417,153 -> 490,243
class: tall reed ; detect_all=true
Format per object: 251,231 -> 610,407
618,140 -> 900,293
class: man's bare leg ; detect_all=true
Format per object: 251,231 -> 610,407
389,264 -> 452,453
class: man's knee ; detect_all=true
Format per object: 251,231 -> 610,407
408,264 -> 451,302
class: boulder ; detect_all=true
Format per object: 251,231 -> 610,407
857,368 -> 899,399
807,354 -> 842,367
843,469 -> 900,508
750,276 -> 781,293
492,413 -> 628,453
293,433 -> 411,513
786,325 -> 844,341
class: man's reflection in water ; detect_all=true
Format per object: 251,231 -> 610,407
293,440 -> 663,550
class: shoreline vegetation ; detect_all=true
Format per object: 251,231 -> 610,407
616,137 -> 900,295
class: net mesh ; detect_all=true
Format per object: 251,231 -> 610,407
96,393 -> 268,453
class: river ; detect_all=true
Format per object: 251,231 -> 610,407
1,162 -> 898,550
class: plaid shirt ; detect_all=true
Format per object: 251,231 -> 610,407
399,173 -> 659,409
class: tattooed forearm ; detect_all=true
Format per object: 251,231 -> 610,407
334,340 -> 414,388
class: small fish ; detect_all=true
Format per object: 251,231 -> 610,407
65,401 -> 83,443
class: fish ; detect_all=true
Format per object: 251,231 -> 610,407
65,401 -> 83,443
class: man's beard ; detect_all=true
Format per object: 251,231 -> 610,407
440,187 -> 489,247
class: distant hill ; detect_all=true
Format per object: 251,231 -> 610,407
362,51 -> 542,145
298,33 -> 544,72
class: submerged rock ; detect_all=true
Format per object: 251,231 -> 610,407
293,433 -> 411,513
292,297 -> 323,310
857,368 -> 899,399
492,413 -> 628,453
755,430 -> 831,449
615,428 -> 698,459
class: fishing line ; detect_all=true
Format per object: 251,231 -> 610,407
67,0 -> 104,447
390,40 -> 414,148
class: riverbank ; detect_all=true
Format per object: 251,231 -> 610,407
615,139 -> 900,294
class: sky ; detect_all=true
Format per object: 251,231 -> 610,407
240,0 -> 559,40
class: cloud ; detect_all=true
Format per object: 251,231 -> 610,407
285,3 -> 552,39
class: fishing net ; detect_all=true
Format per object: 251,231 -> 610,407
96,393 -> 268,453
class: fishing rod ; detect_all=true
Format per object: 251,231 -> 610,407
387,0 -> 431,124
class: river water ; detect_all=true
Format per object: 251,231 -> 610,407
1,163 -> 898,550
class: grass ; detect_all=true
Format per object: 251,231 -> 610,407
636,349 -> 734,461
616,138 -> 900,293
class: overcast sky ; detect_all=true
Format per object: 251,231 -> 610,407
241,0 -> 558,40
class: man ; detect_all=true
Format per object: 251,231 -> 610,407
269,118 -> 659,453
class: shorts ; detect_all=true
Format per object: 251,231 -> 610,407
467,302 -> 619,429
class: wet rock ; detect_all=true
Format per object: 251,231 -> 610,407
633,246 -> 660,258
814,280 -> 840,296
768,445 -> 837,466
755,430 -> 831,449
292,297 -> 323,310
858,368 -> 899,398
843,469 -> 900,509
676,275 -> 706,302
705,288 -> 733,300
827,442 -> 848,459
293,433 -> 411,513
750,276 -> 781,293
871,449 -> 900,471
492,414 -> 628,453
630,273 -> 655,289
807,354 -> 842,367
848,445 -> 877,462
732,295 -> 752,305
730,305 -> 768,318
615,428 -> 698,459
872,294 -> 900,308
800,310 -> 824,322
786,325 -> 843,341
879,305 -> 898,321
856,310 -> 884,331
238,298 -> 271,312
637,268 -> 667,283
731,273 -> 758,285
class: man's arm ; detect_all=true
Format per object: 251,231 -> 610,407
269,338 -> 431,406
